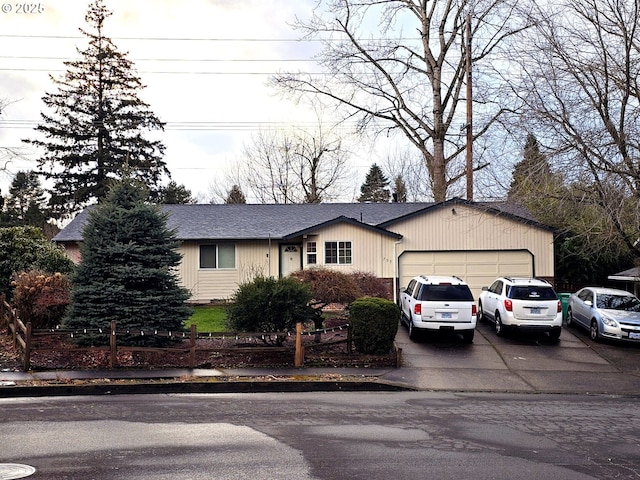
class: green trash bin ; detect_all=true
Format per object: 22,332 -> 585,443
558,293 -> 571,321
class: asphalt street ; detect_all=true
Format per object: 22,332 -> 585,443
0,391 -> 638,479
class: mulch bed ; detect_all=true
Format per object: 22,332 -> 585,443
1,326 -> 398,372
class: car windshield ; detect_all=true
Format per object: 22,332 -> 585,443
419,285 -> 473,301
508,286 -> 557,301
596,294 -> 640,311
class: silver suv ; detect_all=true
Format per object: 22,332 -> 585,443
478,277 -> 562,340
400,275 -> 477,343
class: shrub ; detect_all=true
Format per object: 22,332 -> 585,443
0,226 -> 75,299
349,271 -> 391,299
12,269 -> 70,329
226,276 -> 316,345
290,268 -> 361,330
348,296 -> 399,354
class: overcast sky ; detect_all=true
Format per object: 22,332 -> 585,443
0,0 -> 376,202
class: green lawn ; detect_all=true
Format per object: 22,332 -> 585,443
186,305 -> 227,332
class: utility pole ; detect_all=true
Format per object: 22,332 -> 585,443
465,14 -> 473,201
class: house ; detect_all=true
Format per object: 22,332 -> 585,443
53,197 -> 556,303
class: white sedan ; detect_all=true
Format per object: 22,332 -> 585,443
567,287 -> 640,342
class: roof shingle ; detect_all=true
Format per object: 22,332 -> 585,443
53,198 -> 550,243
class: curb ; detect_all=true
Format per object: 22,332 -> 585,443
0,379 -> 412,398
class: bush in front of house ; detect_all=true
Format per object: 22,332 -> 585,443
0,226 -> 75,299
349,271 -> 391,299
349,296 -> 399,354
226,276 -> 316,345
11,269 -> 70,329
289,267 -> 361,330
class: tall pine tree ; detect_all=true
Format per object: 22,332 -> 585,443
64,178 -> 192,345
24,0 -> 168,219
358,164 -> 391,203
3,171 -> 49,229
225,185 -> 247,204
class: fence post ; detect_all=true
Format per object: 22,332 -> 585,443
11,309 -> 17,348
110,320 -> 117,368
23,321 -> 31,371
294,322 -> 304,367
189,324 -> 196,369
0,294 -> 5,331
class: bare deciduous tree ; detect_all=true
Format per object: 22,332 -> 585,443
510,0 -> 640,256
273,0 -> 529,201
229,122 -> 352,204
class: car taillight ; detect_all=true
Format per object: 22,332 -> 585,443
504,299 -> 513,311
472,304 -> 477,315
557,300 -> 562,313
414,304 -> 421,315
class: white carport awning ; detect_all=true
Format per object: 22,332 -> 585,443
608,266 -> 640,282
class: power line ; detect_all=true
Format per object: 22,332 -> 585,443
0,55 -> 312,62
0,120 -> 359,132
0,68 -> 325,75
0,34 -> 322,42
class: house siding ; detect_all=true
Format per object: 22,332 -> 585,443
390,204 -> 554,277
299,224 -> 395,277
179,240 -> 280,302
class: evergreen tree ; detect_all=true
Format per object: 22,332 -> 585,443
393,175 -> 407,203
24,0 -> 168,219
152,181 -> 194,204
507,133 -> 565,227
358,164 -> 391,203
508,133 -> 553,199
4,171 -> 49,228
63,179 -> 192,345
225,184 -> 247,204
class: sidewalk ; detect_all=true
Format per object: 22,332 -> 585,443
1,325 -> 639,397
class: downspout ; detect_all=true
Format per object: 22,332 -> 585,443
268,234 -> 272,277
393,238 -> 403,304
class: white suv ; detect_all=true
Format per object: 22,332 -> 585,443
400,275 -> 477,343
478,277 -> 562,340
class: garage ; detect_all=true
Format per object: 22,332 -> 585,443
398,250 -> 534,300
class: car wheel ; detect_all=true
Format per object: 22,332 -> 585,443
462,329 -> 474,344
566,309 -> 574,327
590,320 -> 600,342
408,320 -> 417,340
477,302 -> 485,323
548,327 -> 561,341
495,313 -> 505,337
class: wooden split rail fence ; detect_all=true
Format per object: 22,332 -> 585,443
0,297 -> 352,371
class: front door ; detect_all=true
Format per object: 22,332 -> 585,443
280,244 -> 302,277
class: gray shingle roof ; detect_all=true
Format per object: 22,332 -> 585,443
53,198 -> 550,243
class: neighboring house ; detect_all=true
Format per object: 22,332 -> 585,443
53,198 -> 556,303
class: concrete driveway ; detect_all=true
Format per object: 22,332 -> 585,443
381,320 -> 640,394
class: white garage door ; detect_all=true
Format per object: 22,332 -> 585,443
398,250 -> 534,300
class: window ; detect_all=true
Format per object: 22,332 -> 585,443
306,241 -> 317,264
325,241 -> 352,265
199,244 -> 236,269
419,285 -> 474,302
